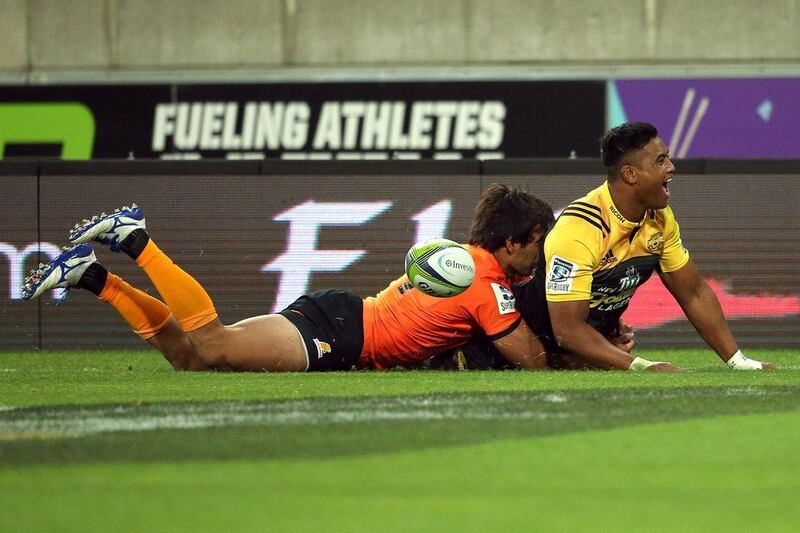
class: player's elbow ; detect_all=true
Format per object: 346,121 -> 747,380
551,322 -> 581,351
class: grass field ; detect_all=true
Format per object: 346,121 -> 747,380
1,349 -> 799,532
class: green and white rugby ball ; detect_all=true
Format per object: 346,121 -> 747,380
404,238 -> 475,297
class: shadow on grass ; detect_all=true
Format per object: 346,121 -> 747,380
2,386 -> 799,465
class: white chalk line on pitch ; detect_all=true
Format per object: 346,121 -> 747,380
0,388 -> 793,441
0,393 -> 581,441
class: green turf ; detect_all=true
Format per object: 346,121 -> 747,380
1,349 -> 799,532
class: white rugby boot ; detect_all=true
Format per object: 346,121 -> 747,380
69,204 -> 145,252
21,244 -> 96,301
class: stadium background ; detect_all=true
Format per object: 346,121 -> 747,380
1,0 -> 800,352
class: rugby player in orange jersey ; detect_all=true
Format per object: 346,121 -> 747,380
22,184 -> 565,372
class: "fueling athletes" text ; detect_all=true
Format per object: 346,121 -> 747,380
151,100 -> 506,159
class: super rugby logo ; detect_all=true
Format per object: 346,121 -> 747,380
491,283 -> 516,315
547,256 -> 577,294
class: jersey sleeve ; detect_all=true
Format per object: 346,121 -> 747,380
659,206 -> 690,273
469,279 -> 521,340
544,218 -> 600,302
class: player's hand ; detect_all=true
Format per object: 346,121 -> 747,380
609,318 -> 635,353
644,362 -> 684,372
726,350 -> 774,370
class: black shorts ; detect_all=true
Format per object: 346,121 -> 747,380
278,289 -> 364,372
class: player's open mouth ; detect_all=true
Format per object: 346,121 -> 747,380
663,177 -> 672,197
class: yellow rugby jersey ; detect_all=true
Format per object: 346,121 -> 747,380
515,181 -> 689,340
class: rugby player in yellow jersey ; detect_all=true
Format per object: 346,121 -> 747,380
455,122 -> 773,371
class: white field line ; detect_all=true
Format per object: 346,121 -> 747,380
0,394 -> 577,440
0,388 -> 792,441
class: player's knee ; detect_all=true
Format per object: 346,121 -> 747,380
185,324 -> 231,369
195,345 -> 228,369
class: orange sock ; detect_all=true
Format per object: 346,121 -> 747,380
99,274 -> 173,340
135,239 -> 218,332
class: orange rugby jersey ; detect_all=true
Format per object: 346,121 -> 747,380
359,245 -> 522,369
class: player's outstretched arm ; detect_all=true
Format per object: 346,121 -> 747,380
548,300 -> 682,372
659,259 -> 774,370
490,320 -> 550,370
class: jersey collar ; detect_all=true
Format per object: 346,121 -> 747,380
467,245 -> 505,278
601,181 -> 641,230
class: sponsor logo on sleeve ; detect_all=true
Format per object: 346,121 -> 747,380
490,282 -> 516,315
547,256 -> 577,294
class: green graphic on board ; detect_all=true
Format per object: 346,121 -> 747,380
0,102 -> 95,159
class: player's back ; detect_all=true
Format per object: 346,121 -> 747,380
361,245 -> 518,369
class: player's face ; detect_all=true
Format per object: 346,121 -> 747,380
509,230 -> 544,276
631,137 -> 675,209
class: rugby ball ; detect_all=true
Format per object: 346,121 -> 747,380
404,238 -> 475,297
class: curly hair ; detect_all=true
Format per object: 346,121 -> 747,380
468,183 -> 554,251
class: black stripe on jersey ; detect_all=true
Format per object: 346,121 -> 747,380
560,212 -> 606,235
572,201 -> 601,213
629,225 -> 640,243
562,206 -> 611,234
487,316 -> 522,342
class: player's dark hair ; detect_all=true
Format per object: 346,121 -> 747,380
469,183 -> 554,251
600,122 -> 658,178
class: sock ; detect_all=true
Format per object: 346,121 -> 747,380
120,228 -> 150,260
99,273 -> 173,340
134,239 -> 218,332
76,263 -> 109,296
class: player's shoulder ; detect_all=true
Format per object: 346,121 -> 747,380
460,245 -> 508,288
456,246 -> 517,314
553,186 -> 610,240
466,245 -> 499,271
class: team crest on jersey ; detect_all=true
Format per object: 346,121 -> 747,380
618,266 -> 641,290
547,256 -> 577,293
313,338 -> 332,359
647,232 -> 665,253
490,283 -> 516,315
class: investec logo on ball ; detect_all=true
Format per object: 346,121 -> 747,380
443,258 -> 475,275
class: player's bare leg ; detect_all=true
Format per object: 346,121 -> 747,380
69,205 -> 309,372
130,235 -> 308,371
146,318 -> 207,370
21,243 -> 205,370
179,314 -> 308,371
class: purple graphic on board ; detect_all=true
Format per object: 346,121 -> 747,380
612,79 -> 800,158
